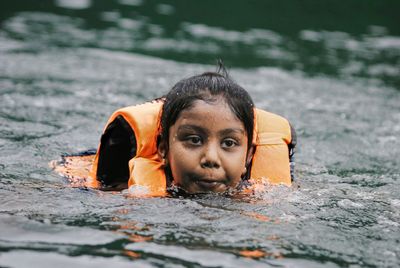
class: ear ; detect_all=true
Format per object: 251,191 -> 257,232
242,144 -> 255,177
246,144 -> 255,167
157,138 -> 168,161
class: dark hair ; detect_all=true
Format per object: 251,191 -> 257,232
159,70 -> 255,152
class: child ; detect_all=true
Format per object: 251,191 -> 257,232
55,68 -> 296,196
157,71 -> 256,194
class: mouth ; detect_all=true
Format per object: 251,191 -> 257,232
195,178 -> 227,191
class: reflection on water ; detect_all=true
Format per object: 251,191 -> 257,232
1,0 -> 399,88
0,1 -> 400,267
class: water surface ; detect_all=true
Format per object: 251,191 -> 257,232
1,1 -> 400,267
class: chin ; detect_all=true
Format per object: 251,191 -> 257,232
190,181 -> 229,193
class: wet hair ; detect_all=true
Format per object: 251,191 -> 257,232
159,68 -> 255,153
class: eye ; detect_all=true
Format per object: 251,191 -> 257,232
221,138 -> 238,148
186,135 -> 202,145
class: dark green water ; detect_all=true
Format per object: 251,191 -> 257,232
0,1 -> 399,267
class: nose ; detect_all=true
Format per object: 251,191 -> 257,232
200,142 -> 221,169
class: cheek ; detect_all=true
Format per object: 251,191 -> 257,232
166,146 -> 193,181
224,153 -> 247,178
167,156 -> 197,191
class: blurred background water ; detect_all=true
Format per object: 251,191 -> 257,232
0,0 -> 399,267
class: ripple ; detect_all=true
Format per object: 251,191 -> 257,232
337,199 -> 364,209
0,214 -> 123,245
0,250 -> 146,268
54,0 -> 92,10
126,242 -> 269,268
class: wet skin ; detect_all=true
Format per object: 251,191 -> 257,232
159,97 -> 252,194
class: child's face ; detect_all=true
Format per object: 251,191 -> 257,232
160,97 -> 251,194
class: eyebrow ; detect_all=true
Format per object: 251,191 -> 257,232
177,125 -> 208,135
177,124 -> 245,136
219,128 -> 246,136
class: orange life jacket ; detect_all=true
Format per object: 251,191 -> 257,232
88,101 -> 293,196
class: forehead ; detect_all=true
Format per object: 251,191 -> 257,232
175,98 -> 244,129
